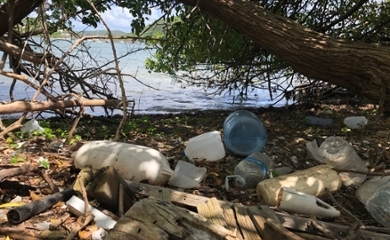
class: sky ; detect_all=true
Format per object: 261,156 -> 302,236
72,6 -> 162,33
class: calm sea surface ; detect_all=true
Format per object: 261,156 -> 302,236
0,39 -> 290,117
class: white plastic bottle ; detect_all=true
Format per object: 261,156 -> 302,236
225,152 -> 274,190
365,180 -> 390,227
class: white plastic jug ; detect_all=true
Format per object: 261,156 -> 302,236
73,141 -> 173,185
256,165 -> 341,206
278,187 -> 340,218
184,131 -> 225,162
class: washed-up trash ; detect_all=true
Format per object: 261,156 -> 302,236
223,110 -> 267,156
344,116 -> 368,129
34,221 -> 51,230
305,116 -> 334,126
73,141 -> 174,186
225,152 -> 274,191
184,130 -> 225,162
91,228 -> 108,240
67,195 -> 117,229
273,166 -> 293,176
365,180 -> 390,227
278,187 -> 340,218
168,160 -> 207,188
257,165 -> 341,206
356,176 -> 390,205
305,139 -> 325,163
7,188 -> 74,225
21,119 -> 44,133
318,136 -> 368,186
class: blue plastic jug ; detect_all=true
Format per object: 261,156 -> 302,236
223,110 -> 267,156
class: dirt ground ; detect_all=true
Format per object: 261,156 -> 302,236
0,102 -> 389,239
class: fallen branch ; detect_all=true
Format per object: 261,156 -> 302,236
0,99 -> 123,114
0,38 -> 57,66
0,163 -> 40,182
266,218 -> 304,240
0,227 -> 40,240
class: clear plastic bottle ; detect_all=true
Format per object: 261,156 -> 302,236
365,180 -> 390,227
318,136 -> 368,186
318,136 -> 367,170
225,152 -> 274,190
223,110 -> 267,156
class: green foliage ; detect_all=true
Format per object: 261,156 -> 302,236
38,157 -> 50,169
341,126 -> 351,134
142,0 -> 390,100
30,128 -> 56,140
70,135 -> 82,145
5,137 -> 17,149
10,154 -> 26,164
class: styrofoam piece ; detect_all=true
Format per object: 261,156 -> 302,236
344,116 -> 368,129
278,187 -> 340,218
74,141 -> 173,185
66,196 -> 116,229
184,131 -> 225,162
356,176 -> 390,205
168,160 -> 207,188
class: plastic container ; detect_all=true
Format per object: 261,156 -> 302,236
318,136 -> 368,186
305,116 -> 333,126
365,180 -> 390,227
21,119 -> 44,133
278,187 -> 340,218
225,152 -> 274,190
344,116 -> 368,129
257,165 -> 341,206
168,160 -> 207,188
223,110 -> 267,156
356,176 -> 390,205
184,131 -> 225,162
73,140 -> 174,185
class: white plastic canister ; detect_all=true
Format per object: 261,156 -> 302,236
184,130 -> 225,162
73,140 -> 173,185
256,165 -> 341,206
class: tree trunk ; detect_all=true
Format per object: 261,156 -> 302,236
0,0 -> 44,36
177,0 -> 390,109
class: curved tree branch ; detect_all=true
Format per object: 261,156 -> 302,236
318,0 -> 370,33
0,0 -> 44,36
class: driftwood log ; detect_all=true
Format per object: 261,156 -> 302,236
108,198 -> 236,240
126,181 -> 390,240
0,100 -> 123,114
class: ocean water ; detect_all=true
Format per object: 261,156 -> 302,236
0,38 -> 290,117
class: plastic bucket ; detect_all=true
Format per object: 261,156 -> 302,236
184,130 -> 225,162
223,110 -> 267,156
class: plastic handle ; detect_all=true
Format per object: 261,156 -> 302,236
225,175 -> 246,191
278,187 -> 340,218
